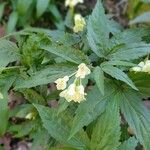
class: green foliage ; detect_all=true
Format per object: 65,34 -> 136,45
118,137 -> 138,150
119,88 -> 150,150
0,0 -> 150,149
90,99 -> 121,150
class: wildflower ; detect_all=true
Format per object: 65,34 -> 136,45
0,92 -> 3,99
75,63 -> 91,78
142,60 -> 150,73
55,76 -> 69,90
60,83 -> 86,103
65,0 -> 84,8
73,14 -> 86,33
131,60 -> 150,73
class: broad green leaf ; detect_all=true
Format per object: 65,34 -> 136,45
93,66 -> 104,95
129,12 -> 150,24
25,27 -> 81,46
41,44 -> 89,64
101,65 -> 138,90
36,0 -> 50,18
103,60 -> 136,67
90,96 -> 120,150
110,28 -> 150,48
0,2 -> 5,21
129,72 -> 150,97
15,64 -> 76,89
108,43 -> 150,61
7,11 -> 18,33
87,0 -> 110,57
34,104 -> 88,150
70,82 -> 116,138
17,0 -> 33,16
0,40 -> 20,67
118,137 -> 138,150
0,73 -> 17,135
119,88 -> 150,150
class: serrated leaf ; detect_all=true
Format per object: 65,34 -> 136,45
110,28 -> 150,48
103,60 -> 136,67
119,88 -> 150,150
129,12 -> 150,24
7,11 -> 18,33
101,65 -> 138,90
0,73 -> 17,135
90,96 -> 120,150
15,64 -> 76,89
108,43 -> 150,61
36,0 -> 50,18
70,82 -> 116,138
87,0 -> 110,57
93,66 -> 104,95
129,72 -> 150,97
41,44 -> 89,64
0,40 -> 20,67
25,27 -> 81,46
118,137 -> 138,150
34,104 -> 88,150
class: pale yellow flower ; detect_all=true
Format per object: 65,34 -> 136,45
75,63 -> 91,78
142,60 -> 150,73
65,0 -> 83,8
0,92 -> 3,99
131,60 -> 150,73
55,76 -> 69,90
60,83 -> 86,103
73,14 -> 86,33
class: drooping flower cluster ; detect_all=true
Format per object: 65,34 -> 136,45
73,14 -> 86,33
55,63 -> 91,103
65,0 -> 84,8
131,60 -> 150,73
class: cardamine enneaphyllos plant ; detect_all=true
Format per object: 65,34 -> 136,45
0,0 -> 150,150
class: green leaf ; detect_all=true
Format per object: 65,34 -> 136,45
15,64 -> 76,89
17,0 -> 33,16
129,72 -> 150,97
110,28 -> 150,48
108,43 -> 150,61
93,66 -> 104,95
25,27 -> 81,46
36,0 -> 50,18
101,65 -> 138,90
34,104 -> 88,150
119,88 -> 150,150
70,82 -> 116,138
0,73 -> 17,135
103,60 -> 136,67
7,11 -> 18,33
0,2 -> 5,21
0,40 -> 20,67
90,96 -> 120,150
129,12 -> 150,24
118,137 -> 138,150
87,0 -> 110,57
41,44 -> 89,64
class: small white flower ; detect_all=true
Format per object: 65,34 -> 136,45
73,14 -> 86,33
142,60 -> 150,73
75,63 -> 91,78
0,92 -> 3,99
65,0 -> 84,8
55,76 -> 69,90
25,113 -> 33,120
131,66 -> 142,72
60,83 -> 86,103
